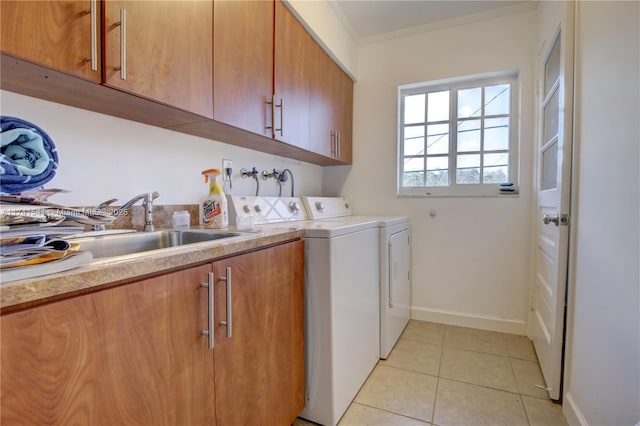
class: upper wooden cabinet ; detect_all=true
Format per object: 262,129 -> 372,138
0,0 -> 101,82
213,0 -> 274,136
104,1 -> 213,118
273,0 -> 313,151
334,65 -> 354,164
309,39 -> 354,163
0,0 -> 353,165
215,0 -> 354,163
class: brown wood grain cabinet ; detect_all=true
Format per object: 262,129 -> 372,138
0,240 -> 304,425
213,0 -> 274,136
309,39 -> 354,163
273,0 -> 314,151
215,0 -> 353,163
0,0 -> 352,165
0,264 -> 215,425
104,0 -> 213,118
213,240 -> 305,425
0,0 -> 101,82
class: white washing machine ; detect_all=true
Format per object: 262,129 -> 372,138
228,196 -> 380,426
303,197 -> 411,360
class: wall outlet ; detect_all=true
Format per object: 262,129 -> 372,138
222,159 -> 232,181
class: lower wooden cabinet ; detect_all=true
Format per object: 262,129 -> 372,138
213,240 -> 305,425
0,240 -> 304,425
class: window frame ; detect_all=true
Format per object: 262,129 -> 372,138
397,71 -> 520,197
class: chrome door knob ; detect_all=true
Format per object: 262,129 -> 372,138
542,214 -> 560,226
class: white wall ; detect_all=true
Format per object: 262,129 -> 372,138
563,2 -> 640,425
324,9 -> 538,334
0,91 -> 323,206
285,0 -> 358,79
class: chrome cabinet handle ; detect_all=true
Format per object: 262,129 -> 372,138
113,9 -> 126,80
542,214 -> 560,226
274,98 -> 284,137
84,0 -> 98,71
330,130 -> 335,156
218,267 -> 232,338
265,96 -> 275,136
337,130 -> 341,158
200,272 -> 215,349
266,96 -> 283,137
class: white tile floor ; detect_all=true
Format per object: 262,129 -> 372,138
295,320 -> 568,426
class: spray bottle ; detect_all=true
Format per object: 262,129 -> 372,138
200,168 -> 228,228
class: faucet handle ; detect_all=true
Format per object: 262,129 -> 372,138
144,191 -> 160,205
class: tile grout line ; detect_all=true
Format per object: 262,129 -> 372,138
429,326 -> 447,425
350,401 -> 433,425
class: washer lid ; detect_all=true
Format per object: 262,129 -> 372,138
351,215 -> 410,227
301,217 -> 378,238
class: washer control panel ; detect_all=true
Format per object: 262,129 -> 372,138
227,196 -> 308,225
302,197 -> 352,220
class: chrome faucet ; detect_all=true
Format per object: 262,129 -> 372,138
119,191 -> 160,232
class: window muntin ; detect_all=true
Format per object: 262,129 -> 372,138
398,73 -> 518,196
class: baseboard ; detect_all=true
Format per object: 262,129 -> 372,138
410,306 -> 528,335
563,392 -> 588,426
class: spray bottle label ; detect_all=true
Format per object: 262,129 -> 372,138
202,199 -> 222,226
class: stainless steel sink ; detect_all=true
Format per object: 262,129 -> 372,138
68,229 -> 241,259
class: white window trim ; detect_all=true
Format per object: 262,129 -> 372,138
397,70 -> 520,197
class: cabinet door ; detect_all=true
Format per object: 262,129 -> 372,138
308,40 -> 335,158
274,0 -> 313,149
309,44 -> 354,164
0,0 -> 100,82
335,68 -> 354,164
213,0 -> 273,136
1,265 -> 215,425
213,241 -> 305,425
104,0 -> 213,118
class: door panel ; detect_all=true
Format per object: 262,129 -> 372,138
531,0 -> 575,401
390,229 -> 411,314
0,0 -> 100,82
104,1 -> 213,118
274,0 -> 312,149
1,265 -> 215,425
213,241 -> 305,425
213,0 -> 274,136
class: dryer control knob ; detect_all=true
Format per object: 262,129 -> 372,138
243,205 -> 251,213
289,201 -> 300,214
255,205 -> 262,213
315,201 -> 324,212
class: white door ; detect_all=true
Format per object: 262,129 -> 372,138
531,1 -> 575,401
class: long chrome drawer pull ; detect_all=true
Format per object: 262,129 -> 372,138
218,267 -> 232,338
200,272 -> 214,349
84,0 -> 98,71
113,9 -> 126,80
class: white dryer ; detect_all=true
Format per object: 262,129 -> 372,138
303,197 -> 411,360
377,216 -> 411,359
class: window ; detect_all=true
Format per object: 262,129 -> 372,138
398,71 -> 519,196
